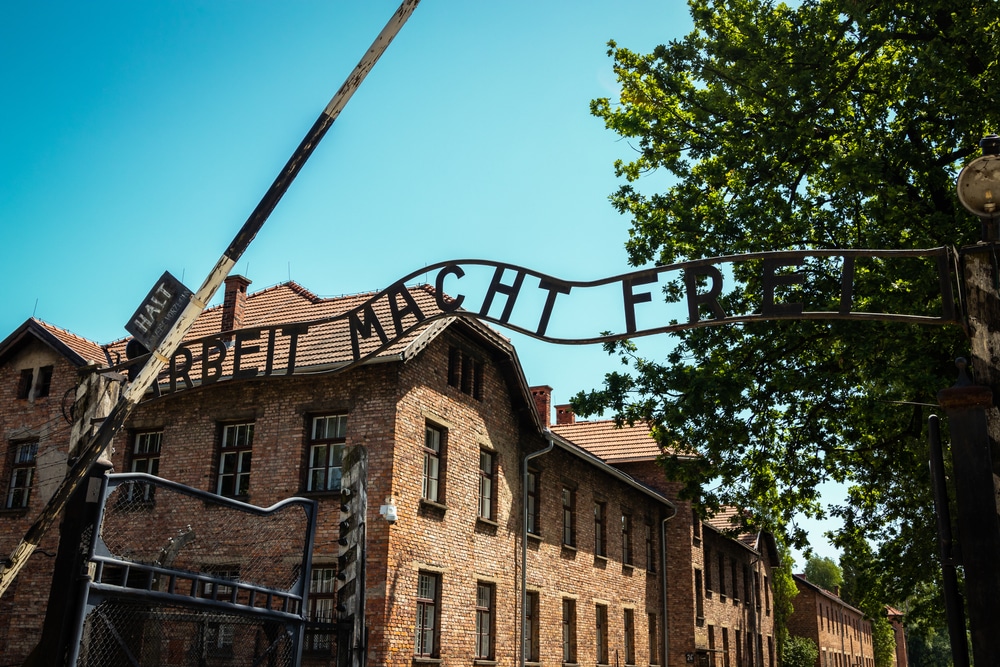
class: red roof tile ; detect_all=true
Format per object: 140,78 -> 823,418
35,319 -> 107,365
550,419 -> 667,463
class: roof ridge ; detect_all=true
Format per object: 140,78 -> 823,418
33,317 -> 102,347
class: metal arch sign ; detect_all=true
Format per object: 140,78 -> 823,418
121,246 -> 960,395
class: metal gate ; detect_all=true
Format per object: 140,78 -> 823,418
70,473 -> 317,666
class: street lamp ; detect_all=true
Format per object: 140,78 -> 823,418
956,134 -> 1000,240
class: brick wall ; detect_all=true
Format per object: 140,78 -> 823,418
0,339 -> 82,662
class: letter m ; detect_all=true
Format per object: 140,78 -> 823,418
349,304 -> 390,361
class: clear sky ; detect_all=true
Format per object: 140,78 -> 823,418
0,0 -> 836,566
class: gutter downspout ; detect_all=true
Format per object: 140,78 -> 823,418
660,504 -> 678,667
521,431 -> 555,667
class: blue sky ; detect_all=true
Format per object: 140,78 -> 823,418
0,1 -> 837,566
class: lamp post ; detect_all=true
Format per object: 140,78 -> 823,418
938,134 -> 1000,665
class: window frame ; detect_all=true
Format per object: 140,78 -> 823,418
415,571 -> 440,658
562,598 -> 577,664
422,423 -> 445,503
306,414 -> 347,493
525,590 -> 540,663
305,566 -> 337,653
623,607 -> 636,665
596,603 -> 609,665
475,581 -> 495,659
126,430 -> 162,503
562,486 -> 576,547
478,449 -> 496,521
526,469 -> 540,536
644,518 -> 656,572
622,512 -> 634,566
647,612 -> 659,666
216,422 -> 254,498
6,440 -> 38,509
594,501 -> 607,557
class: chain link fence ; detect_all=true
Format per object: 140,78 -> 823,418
70,473 -> 316,667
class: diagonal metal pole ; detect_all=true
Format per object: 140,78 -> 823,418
0,0 -> 421,598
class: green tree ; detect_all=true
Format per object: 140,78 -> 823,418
576,0 -> 1000,625
782,635 -> 819,667
804,556 -> 843,593
772,543 -> 799,660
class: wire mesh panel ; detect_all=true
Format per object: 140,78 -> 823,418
71,473 -> 317,667
76,599 -> 296,667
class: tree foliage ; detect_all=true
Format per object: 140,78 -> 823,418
577,0 -> 1000,625
782,635 -> 819,667
804,555 -> 843,593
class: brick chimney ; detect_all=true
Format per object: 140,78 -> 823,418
530,386 -> 552,427
221,274 -> 252,338
555,404 -> 576,425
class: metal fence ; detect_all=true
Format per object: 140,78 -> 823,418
70,473 -> 317,666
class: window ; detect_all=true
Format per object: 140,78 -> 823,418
754,571 -> 761,609
16,369 -> 32,399
623,608 -> 636,665
743,564 -> 752,604
594,502 -> 607,557
525,591 -> 540,662
15,366 -> 52,400
694,569 -> 704,621
736,629 -> 743,667
447,346 -> 483,400
704,547 -> 713,595
718,552 -> 727,598
423,424 -> 444,502
127,430 -> 162,502
644,518 -> 656,572
415,572 -> 440,657
622,512 -> 633,565
475,582 -> 495,659
205,621 -> 235,656
723,628 -> 731,667
306,567 -> 336,652
478,450 -> 495,521
692,507 -> 701,543
562,599 -> 577,663
6,441 -> 37,509
201,567 -> 239,601
764,575 -> 770,614
35,366 -> 52,398
595,604 -> 609,664
648,613 -> 658,666
731,559 -> 739,603
308,414 -> 347,492
216,423 -> 253,497
562,487 -> 576,546
526,470 -> 540,535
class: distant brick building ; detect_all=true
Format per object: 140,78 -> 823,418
0,277 -> 678,666
544,395 -> 780,667
786,574 -> 877,667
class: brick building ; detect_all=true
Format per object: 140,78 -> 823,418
543,397 -> 780,667
786,574 -> 876,667
0,277 -> 678,666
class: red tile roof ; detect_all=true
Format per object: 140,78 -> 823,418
550,419 -> 674,463
35,319 -> 108,365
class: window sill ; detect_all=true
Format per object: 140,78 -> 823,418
473,660 -> 497,666
527,532 -> 542,542
622,563 -> 635,572
594,554 -> 608,562
419,499 -> 448,512
561,543 -> 577,552
477,517 -> 499,528
645,568 -> 656,576
412,658 -> 442,665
